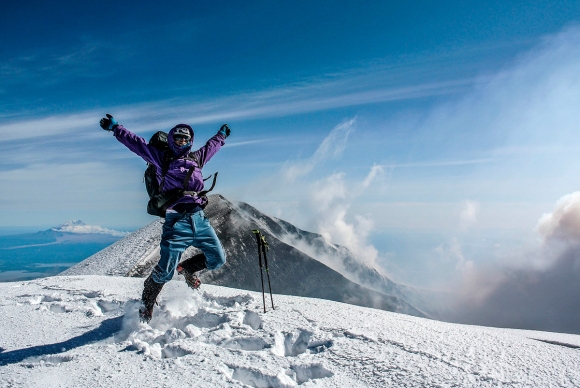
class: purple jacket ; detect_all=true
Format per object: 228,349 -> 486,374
114,124 -> 226,208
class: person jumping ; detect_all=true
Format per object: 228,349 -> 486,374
99,114 -> 231,323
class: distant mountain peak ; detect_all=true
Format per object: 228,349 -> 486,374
51,220 -> 129,237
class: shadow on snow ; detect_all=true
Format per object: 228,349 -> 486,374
0,316 -> 123,366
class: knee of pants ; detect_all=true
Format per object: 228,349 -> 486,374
206,249 -> 226,270
151,265 -> 173,284
153,246 -> 183,284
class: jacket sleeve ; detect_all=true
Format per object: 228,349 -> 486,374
113,125 -> 163,167
192,132 -> 226,168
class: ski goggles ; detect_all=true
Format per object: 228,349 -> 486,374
174,134 -> 191,141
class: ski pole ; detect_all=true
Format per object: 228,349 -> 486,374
260,233 -> 275,310
252,230 -> 267,313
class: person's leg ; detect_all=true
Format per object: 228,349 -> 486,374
140,213 -> 194,321
152,213 -> 194,283
177,252 -> 206,290
139,274 -> 165,322
190,210 -> 226,270
179,253 -> 207,273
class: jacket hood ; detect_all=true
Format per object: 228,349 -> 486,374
168,124 -> 194,156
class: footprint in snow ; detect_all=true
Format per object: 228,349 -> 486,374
221,336 -> 269,351
225,363 -> 334,387
203,293 -> 254,308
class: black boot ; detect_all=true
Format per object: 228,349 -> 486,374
139,275 -> 164,323
177,253 -> 207,290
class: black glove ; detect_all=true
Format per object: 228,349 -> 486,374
99,114 -> 118,131
219,124 -> 231,138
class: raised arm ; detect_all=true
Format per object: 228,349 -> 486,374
100,114 -> 162,167
114,125 -> 163,166
191,124 -> 230,167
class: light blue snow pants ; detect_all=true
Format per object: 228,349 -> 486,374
151,210 -> 226,284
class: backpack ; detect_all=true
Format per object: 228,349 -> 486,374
144,131 -> 217,217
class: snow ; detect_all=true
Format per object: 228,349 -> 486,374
1,275 -> 580,387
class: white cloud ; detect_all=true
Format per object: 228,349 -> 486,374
459,200 -> 480,229
242,118 -> 384,270
293,145 -> 383,268
282,118 -> 355,181
302,169 -> 382,269
435,238 -> 475,279
389,26 -> 580,332
0,113 -> 99,141
52,220 -> 129,237
380,158 -> 495,168
536,191 -> 580,243
359,26 -> 580,235
0,66 -> 468,142
224,139 -> 272,147
440,190 -> 580,332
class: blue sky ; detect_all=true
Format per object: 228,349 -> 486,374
3,1 -> 580,293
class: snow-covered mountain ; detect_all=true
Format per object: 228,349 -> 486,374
63,195 -> 423,317
1,275 -> 579,387
50,220 -> 129,237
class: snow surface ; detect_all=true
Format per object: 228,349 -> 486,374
1,275 -> 580,387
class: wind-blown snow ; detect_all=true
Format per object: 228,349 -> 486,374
51,220 -> 130,237
1,275 -> 579,387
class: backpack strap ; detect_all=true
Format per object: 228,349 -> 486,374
159,152 -> 175,192
182,172 -> 218,198
182,165 -> 196,191
198,172 -> 218,197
